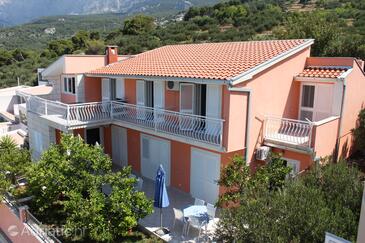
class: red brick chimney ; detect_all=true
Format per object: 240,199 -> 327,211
105,45 -> 118,65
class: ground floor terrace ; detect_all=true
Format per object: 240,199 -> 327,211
52,124 -> 242,205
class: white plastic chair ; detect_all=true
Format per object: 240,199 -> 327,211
194,198 -> 205,206
172,208 -> 188,236
186,216 -> 207,240
206,203 -> 216,219
136,177 -> 143,191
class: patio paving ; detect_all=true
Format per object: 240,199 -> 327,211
111,165 -> 219,242
138,176 -> 218,242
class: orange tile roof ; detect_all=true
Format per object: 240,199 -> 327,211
298,66 -> 348,78
88,39 -> 310,80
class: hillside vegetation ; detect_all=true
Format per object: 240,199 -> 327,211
0,0 -> 364,88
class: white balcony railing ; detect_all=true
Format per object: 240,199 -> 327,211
264,116 -> 313,148
27,96 -> 224,147
112,102 -> 223,146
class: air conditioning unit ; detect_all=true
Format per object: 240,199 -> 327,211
255,146 -> 271,161
166,81 -> 179,91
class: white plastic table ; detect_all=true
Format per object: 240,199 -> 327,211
183,205 -> 209,239
183,205 -> 207,218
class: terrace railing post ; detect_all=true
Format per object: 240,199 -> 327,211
45,100 -> 48,115
66,105 -> 70,127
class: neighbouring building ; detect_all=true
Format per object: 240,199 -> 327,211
25,40 -> 365,204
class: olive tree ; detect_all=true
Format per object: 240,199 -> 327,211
27,134 -> 153,242
216,161 -> 362,242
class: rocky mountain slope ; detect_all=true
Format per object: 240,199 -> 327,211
0,0 -> 217,26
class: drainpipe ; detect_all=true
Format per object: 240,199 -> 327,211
227,86 -> 252,163
334,77 -> 347,162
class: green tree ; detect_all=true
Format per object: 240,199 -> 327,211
354,109 -> 365,152
274,11 -> 344,57
48,39 -> 74,56
71,30 -> 90,50
217,154 -> 291,207
85,39 -> 105,55
27,134 -> 153,241
0,136 -> 31,199
122,15 -> 156,35
216,161 -> 363,242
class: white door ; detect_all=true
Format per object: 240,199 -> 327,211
136,80 -> 146,119
141,135 -> 171,186
180,83 -> 195,130
206,84 -> 222,135
102,78 -> 111,102
154,80 -> 165,123
190,148 -> 220,204
115,78 -> 125,100
111,126 -> 128,168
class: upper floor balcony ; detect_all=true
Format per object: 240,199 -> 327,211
264,115 -> 340,156
27,96 -> 224,148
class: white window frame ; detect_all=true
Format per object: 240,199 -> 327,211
283,157 -> 300,177
299,82 -> 334,122
63,76 -> 76,95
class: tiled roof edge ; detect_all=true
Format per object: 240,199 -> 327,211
230,39 -> 314,86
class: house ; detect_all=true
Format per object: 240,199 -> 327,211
25,40 -> 365,204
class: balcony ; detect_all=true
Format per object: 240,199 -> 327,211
27,96 -> 224,148
264,116 -> 340,155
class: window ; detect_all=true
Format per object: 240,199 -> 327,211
300,83 -> 334,122
301,85 -> 315,108
283,158 -> 300,177
63,77 -> 76,94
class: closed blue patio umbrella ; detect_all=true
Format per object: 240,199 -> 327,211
154,164 -> 170,234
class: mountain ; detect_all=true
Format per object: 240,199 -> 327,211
0,0 -> 218,26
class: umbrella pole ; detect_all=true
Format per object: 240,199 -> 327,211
160,208 -> 163,229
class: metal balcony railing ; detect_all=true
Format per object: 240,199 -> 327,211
112,102 -> 223,146
264,116 -> 313,148
27,96 -> 224,147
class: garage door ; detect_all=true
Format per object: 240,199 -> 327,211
111,126 -> 128,168
190,148 -> 220,204
141,134 -> 171,186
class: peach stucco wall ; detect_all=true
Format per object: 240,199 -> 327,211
61,92 -> 76,104
73,128 -> 85,139
64,56 -> 106,74
171,140 -> 191,192
165,89 -> 179,111
222,88 -> 248,152
306,57 -> 354,67
0,204 -> 40,243
312,118 -> 340,159
103,126 -> 112,156
125,79 -> 137,104
84,76 -> 102,102
338,60 -> 365,159
233,47 -> 310,163
127,129 -> 141,172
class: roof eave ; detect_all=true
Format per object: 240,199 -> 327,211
229,39 -> 314,86
294,76 -> 338,83
85,73 -> 229,85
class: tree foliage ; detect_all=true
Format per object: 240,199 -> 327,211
216,161 -> 363,242
354,108 -> 365,152
0,135 -> 31,198
1,0 -> 365,87
27,134 -> 153,242
217,154 -> 291,207
122,15 -> 156,35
